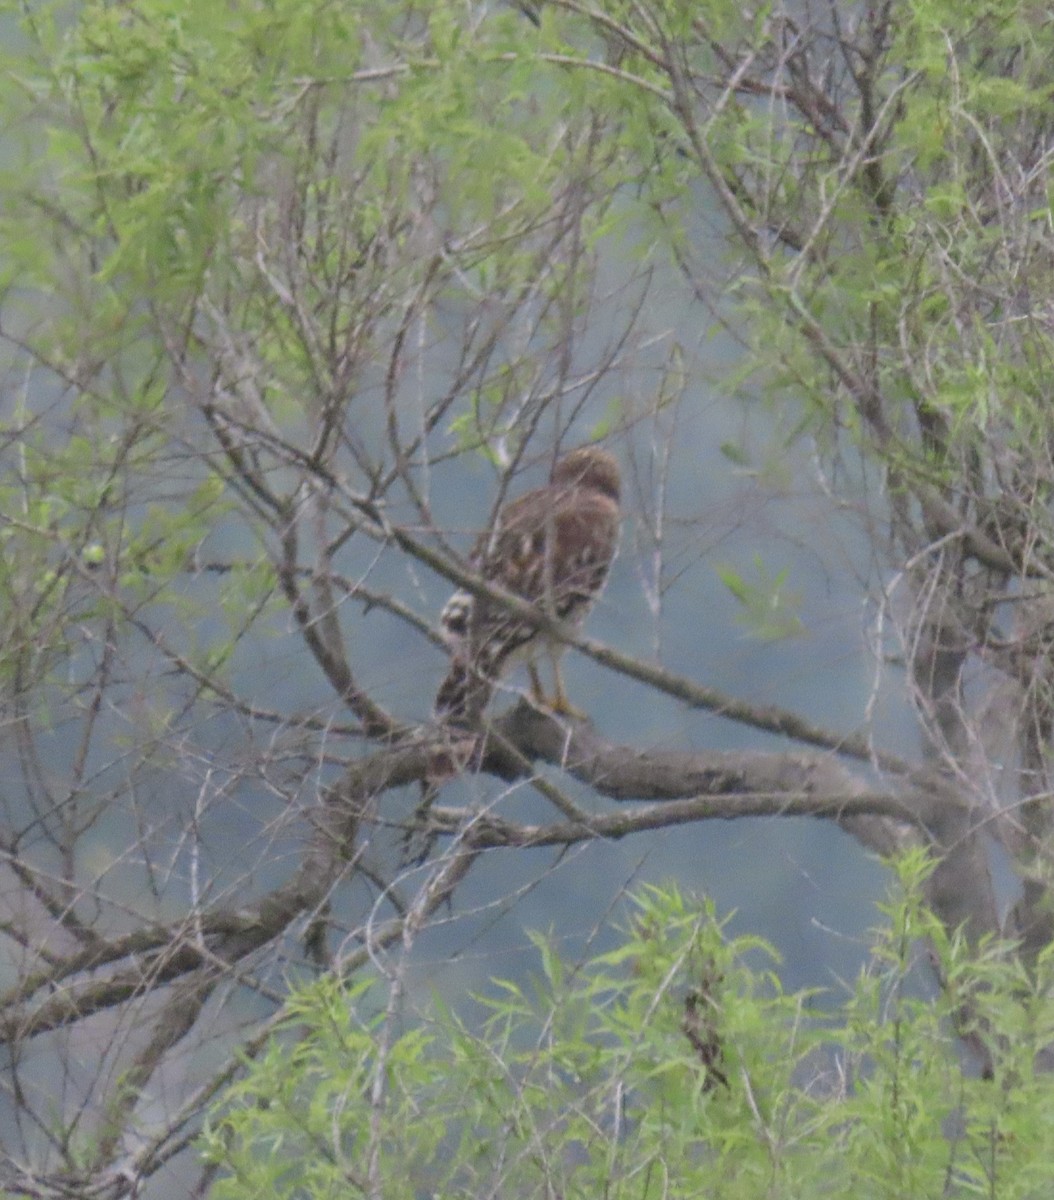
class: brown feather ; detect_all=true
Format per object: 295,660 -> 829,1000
435,447 -> 620,727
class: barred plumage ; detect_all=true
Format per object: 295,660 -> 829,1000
435,446 -> 621,727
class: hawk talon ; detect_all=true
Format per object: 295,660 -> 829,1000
527,661 -> 588,721
546,692 -> 589,721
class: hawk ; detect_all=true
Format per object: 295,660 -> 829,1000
434,445 -> 621,727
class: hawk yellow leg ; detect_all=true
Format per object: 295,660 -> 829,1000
528,659 -> 587,720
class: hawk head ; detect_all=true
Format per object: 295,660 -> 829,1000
551,445 -> 621,503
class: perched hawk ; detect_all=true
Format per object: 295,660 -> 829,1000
434,445 -> 621,727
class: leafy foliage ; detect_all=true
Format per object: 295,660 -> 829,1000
203,865 -> 1054,1199
715,555 -> 806,641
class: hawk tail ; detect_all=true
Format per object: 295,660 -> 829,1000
434,658 -> 493,728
